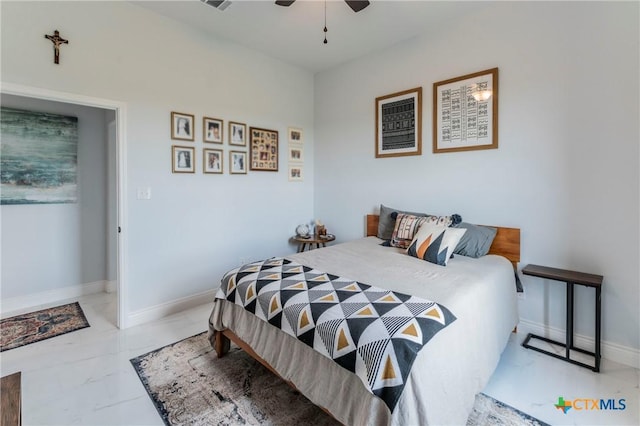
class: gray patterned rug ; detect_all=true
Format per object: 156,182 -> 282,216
131,332 -> 548,426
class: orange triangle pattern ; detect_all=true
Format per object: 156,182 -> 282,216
416,233 -> 433,259
381,355 -> 396,380
402,323 -> 418,337
337,329 -> 349,350
425,308 -> 441,320
300,311 -> 310,329
270,297 -> 279,313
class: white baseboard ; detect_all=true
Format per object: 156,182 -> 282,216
1,280 -> 108,317
127,289 -> 216,328
104,280 -> 117,294
518,318 -> 640,369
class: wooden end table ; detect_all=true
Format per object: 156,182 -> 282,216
1,371 -> 21,426
521,264 -> 603,372
294,234 -> 335,252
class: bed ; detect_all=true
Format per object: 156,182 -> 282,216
208,215 -> 520,425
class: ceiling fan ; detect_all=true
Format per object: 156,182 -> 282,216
275,0 -> 370,13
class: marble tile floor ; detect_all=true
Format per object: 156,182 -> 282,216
1,292 -> 638,425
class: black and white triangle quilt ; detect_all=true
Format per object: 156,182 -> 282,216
216,257 -> 456,412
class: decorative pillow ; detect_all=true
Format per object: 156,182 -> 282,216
407,223 -> 467,266
390,212 -> 463,248
453,222 -> 497,258
390,214 -> 428,248
422,213 -> 462,228
377,204 -> 428,240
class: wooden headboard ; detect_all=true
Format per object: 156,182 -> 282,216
366,214 -> 520,269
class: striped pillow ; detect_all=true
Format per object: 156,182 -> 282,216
390,213 -> 462,248
407,223 -> 467,266
390,214 -> 428,248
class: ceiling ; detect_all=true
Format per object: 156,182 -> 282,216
134,0 -> 491,73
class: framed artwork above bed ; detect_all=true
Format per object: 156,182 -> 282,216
433,67 -> 499,154
375,87 -> 422,158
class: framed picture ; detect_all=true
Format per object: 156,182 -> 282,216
288,165 -> 303,182
172,146 -> 195,173
433,67 -> 498,154
249,127 -> 278,171
203,117 -> 223,143
203,148 -> 223,174
1,107 -> 78,205
171,112 -> 195,141
288,127 -> 303,144
230,151 -> 247,174
229,121 -> 246,146
375,87 -> 422,158
288,145 -> 304,162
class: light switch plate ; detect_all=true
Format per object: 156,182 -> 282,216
136,187 -> 151,200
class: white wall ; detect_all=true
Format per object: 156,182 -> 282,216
0,1 -> 314,315
1,94 -> 110,299
314,2 -> 639,353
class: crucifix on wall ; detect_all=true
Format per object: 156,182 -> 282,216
44,30 -> 68,64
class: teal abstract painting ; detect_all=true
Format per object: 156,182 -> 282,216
1,107 -> 78,204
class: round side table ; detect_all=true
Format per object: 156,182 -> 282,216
293,234 -> 335,252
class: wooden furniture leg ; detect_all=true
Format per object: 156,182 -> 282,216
214,330 -> 231,358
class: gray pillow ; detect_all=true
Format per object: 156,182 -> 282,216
452,222 -> 497,258
377,204 -> 427,240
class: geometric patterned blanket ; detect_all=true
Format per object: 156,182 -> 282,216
215,258 -> 456,412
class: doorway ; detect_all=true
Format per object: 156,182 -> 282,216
1,83 -> 127,328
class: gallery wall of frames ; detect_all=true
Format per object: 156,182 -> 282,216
170,111 -> 303,181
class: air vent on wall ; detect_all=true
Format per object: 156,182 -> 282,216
202,0 -> 232,11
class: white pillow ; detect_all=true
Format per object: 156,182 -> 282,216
407,223 -> 467,266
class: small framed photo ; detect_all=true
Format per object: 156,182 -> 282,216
172,146 -> 195,173
203,148 -> 223,174
288,165 -> 303,182
171,112 -> 195,141
288,127 -> 303,144
288,146 -> 304,162
203,117 -> 223,144
230,151 -> 247,174
250,127 -> 278,172
375,87 -> 422,158
229,121 -> 247,146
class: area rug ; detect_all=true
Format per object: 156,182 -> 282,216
131,331 -> 549,426
0,302 -> 90,352
467,393 -> 549,426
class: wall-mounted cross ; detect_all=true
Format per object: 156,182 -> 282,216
44,30 -> 68,65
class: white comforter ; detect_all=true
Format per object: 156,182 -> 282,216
209,236 -> 518,425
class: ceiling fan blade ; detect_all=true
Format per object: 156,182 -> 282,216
275,0 -> 296,6
344,0 -> 370,12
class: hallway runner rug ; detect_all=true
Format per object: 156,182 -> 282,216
0,302 -> 90,352
131,331 -> 549,426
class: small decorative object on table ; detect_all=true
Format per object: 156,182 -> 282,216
295,224 -> 310,238
315,219 -> 327,236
